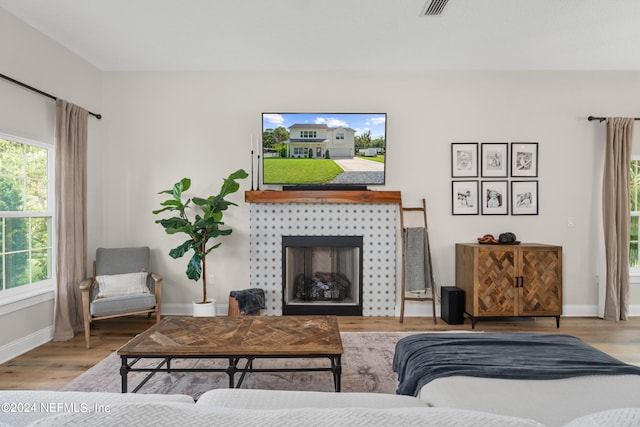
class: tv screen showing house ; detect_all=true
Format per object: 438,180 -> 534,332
261,113 -> 386,186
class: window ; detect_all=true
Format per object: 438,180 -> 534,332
300,130 -> 316,139
293,147 -> 308,157
0,134 -> 53,293
336,132 -> 344,140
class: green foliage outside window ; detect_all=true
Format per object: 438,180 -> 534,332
0,137 -> 52,291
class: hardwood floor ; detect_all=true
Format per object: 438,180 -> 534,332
1,315 -> 639,391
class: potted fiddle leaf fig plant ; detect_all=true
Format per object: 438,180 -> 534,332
153,169 -> 248,316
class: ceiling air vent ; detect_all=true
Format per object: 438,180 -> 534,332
421,0 -> 449,16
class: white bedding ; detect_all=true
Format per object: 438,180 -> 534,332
196,388 -> 428,409
563,407 -> 640,427
418,374 -> 640,427
27,403 -> 545,427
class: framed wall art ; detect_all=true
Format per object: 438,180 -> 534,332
481,143 -> 508,177
481,180 -> 508,215
511,180 -> 538,215
451,143 -> 478,178
511,142 -> 538,177
452,180 -> 479,215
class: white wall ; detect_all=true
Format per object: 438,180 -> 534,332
0,9 -> 103,360
100,70 -> 640,315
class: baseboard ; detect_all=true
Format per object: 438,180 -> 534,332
0,325 -> 53,365
163,302 -> 637,318
396,302 -> 440,318
161,303 -> 229,317
397,303 -> 639,318
562,305 -> 600,317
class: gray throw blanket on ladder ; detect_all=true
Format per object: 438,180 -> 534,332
404,227 -> 432,292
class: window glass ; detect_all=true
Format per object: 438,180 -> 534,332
26,144 -> 48,211
0,135 -> 53,292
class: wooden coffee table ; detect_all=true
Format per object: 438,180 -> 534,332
117,315 -> 343,393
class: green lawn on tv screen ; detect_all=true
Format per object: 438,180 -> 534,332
263,158 -> 344,184
356,154 -> 385,163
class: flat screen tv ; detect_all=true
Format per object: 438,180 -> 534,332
261,112 -> 386,189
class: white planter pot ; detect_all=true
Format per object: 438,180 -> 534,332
192,299 -> 216,317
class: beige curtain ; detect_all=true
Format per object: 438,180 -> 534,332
53,99 -> 88,341
602,117 -> 635,321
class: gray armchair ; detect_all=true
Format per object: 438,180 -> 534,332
80,247 -> 162,348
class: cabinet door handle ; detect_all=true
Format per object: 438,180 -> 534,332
520,276 -> 525,288
514,277 -> 520,288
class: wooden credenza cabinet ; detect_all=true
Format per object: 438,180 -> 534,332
455,243 -> 562,328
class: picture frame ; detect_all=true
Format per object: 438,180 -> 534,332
452,180 -> 479,215
451,143 -> 478,177
481,143 -> 508,177
511,142 -> 538,177
511,180 -> 539,215
481,180 -> 508,215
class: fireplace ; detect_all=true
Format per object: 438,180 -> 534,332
246,191 -> 399,316
282,236 -> 363,316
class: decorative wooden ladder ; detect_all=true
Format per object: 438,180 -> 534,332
399,198 -> 437,323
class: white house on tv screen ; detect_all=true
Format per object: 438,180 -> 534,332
285,123 -> 356,158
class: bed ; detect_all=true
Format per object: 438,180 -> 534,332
393,332 -> 640,426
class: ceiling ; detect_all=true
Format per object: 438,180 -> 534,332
2,0 -> 640,71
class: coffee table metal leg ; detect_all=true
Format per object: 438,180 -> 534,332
120,356 -> 128,393
332,355 -> 342,392
226,357 -> 237,388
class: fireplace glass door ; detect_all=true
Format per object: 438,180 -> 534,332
282,236 -> 363,315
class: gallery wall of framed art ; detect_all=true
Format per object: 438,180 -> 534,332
450,142 -> 539,216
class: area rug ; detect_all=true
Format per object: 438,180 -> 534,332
62,332 -> 418,400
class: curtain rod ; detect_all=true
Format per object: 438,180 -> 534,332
588,116 -> 640,123
0,72 -> 102,119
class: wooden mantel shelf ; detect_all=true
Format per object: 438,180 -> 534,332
245,190 -> 401,204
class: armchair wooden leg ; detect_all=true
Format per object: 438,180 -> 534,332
84,318 -> 91,349
80,279 -> 92,349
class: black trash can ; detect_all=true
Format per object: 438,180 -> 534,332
441,286 -> 465,325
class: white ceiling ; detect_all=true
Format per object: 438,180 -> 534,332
2,0 -> 640,71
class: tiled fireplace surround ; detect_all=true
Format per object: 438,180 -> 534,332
247,191 -> 401,316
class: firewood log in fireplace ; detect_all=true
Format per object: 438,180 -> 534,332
294,272 -> 351,301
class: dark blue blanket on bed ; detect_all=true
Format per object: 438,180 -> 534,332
393,332 -> 640,396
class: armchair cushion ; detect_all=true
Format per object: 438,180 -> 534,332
95,271 -> 150,298
96,247 -> 150,276
90,293 -> 157,317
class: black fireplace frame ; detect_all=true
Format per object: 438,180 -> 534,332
282,235 -> 364,316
